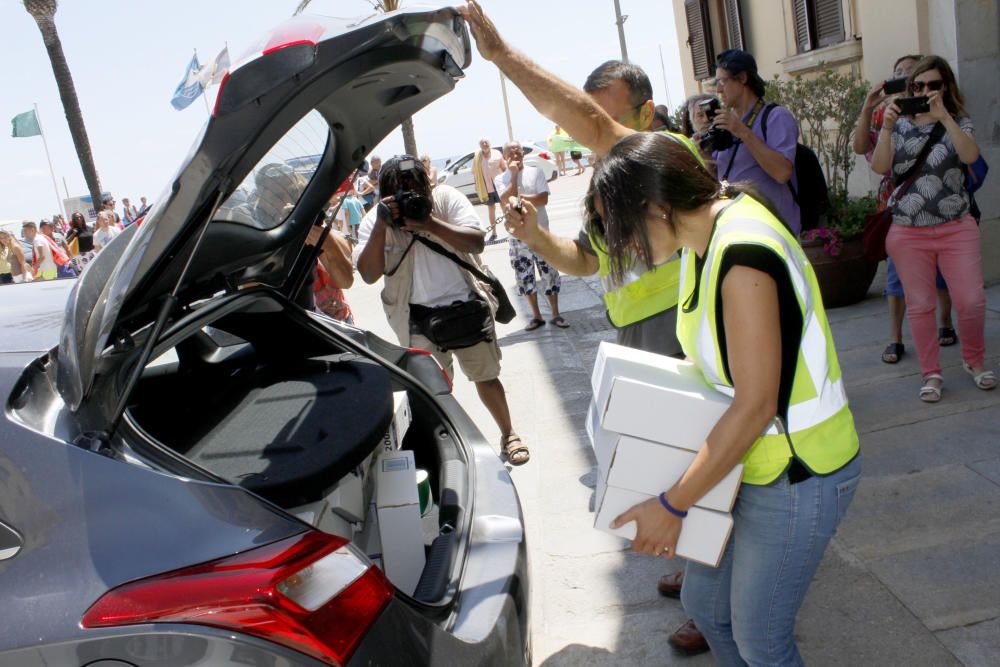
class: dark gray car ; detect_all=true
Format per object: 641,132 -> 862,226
0,6 -> 529,666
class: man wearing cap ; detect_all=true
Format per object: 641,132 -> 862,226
710,49 -> 801,235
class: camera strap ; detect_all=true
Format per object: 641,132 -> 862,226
721,98 -> 766,184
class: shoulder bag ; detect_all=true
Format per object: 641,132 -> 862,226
414,236 -> 516,324
863,122 -> 945,262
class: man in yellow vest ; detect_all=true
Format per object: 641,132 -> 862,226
507,60 -> 684,358
498,58 -> 708,654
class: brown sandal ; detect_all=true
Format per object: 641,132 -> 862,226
501,434 -> 530,465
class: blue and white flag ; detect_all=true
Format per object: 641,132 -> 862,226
197,46 -> 230,88
170,54 -> 204,110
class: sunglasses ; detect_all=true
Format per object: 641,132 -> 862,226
910,79 -> 944,93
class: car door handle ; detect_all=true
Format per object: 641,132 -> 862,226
0,520 -> 23,561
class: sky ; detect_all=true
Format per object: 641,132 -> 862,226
1,0 -> 686,221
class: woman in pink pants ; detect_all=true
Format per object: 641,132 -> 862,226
872,55 -> 994,402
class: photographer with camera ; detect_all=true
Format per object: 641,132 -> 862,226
354,155 -> 528,464
709,49 -> 802,235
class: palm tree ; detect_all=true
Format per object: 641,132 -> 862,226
295,0 -> 419,156
24,0 -> 104,212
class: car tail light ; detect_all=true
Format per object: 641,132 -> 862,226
408,347 -> 453,391
82,532 -> 392,666
538,151 -> 551,160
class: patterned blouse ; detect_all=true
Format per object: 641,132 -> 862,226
890,115 -> 974,227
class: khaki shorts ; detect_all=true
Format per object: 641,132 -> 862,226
409,327 -> 502,383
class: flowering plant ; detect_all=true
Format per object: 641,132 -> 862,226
801,194 -> 876,257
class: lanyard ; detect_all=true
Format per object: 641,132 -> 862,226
721,99 -> 766,184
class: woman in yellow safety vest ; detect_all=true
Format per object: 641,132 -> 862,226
512,131 -> 862,664
461,4 -> 861,661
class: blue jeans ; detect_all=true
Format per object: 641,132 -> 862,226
681,456 -> 861,666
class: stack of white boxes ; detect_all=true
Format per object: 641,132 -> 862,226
589,342 -> 742,567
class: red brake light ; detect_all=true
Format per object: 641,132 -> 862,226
538,151 -> 551,160
82,532 -> 392,666
263,21 -> 325,55
211,70 -> 231,117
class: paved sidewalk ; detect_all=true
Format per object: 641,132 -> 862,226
349,177 -> 1000,665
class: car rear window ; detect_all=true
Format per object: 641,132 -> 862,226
215,110 -> 330,230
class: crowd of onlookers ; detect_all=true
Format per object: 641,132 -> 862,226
0,194 -> 151,284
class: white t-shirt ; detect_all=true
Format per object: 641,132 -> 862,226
354,184 -> 486,308
32,236 -> 57,274
494,165 -> 550,230
94,226 -> 120,249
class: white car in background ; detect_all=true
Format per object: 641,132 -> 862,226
437,143 -> 557,203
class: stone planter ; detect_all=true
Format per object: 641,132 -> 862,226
801,235 -> 877,309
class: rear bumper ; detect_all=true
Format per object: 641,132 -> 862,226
351,395 -> 530,666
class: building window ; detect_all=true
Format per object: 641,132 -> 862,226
793,0 -> 845,53
723,0 -> 745,51
685,0 -> 716,80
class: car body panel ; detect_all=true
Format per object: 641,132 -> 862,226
2,5 -> 529,665
0,414 -> 304,652
0,279 -> 77,353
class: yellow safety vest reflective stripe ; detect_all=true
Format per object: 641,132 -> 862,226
676,194 -> 859,485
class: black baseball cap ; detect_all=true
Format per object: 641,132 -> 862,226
716,49 -> 766,94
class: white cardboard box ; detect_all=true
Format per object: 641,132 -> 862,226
607,436 -> 743,513
594,486 -> 734,567
375,450 -> 425,595
592,342 -> 731,452
381,391 -> 412,453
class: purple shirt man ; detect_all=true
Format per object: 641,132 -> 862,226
713,104 -> 800,235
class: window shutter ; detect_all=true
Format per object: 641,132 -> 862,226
723,0 -> 744,51
793,0 -> 812,53
814,0 -> 845,47
685,0 -> 715,80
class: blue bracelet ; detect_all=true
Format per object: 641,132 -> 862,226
659,493 -> 688,518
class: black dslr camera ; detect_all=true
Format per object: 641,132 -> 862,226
390,158 -> 433,227
698,98 -> 735,152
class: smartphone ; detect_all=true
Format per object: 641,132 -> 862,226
896,96 -> 930,115
882,77 -> 907,95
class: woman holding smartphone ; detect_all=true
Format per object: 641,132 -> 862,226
853,55 -> 955,366
871,55 -> 993,401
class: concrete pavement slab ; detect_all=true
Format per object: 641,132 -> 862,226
867,532 -> 1000,631
836,464 -> 1000,561
796,543 -> 962,667
859,406 -> 1000,477
936,617 -> 1000,667
970,456 -> 1000,486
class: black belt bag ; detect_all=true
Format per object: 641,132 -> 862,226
410,299 -> 493,351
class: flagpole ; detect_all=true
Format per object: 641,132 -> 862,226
195,48 -> 211,115
33,103 -> 66,219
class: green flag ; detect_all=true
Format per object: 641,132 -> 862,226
11,110 -> 41,138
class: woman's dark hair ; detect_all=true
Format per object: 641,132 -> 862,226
907,55 -> 967,117
585,132 -> 779,283
682,93 -> 717,137
70,211 -> 86,229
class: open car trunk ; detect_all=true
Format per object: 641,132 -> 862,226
120,290 -> 469,604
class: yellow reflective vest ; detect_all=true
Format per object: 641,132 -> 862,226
676,194 -> 860,485
587,131 -> 705,328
